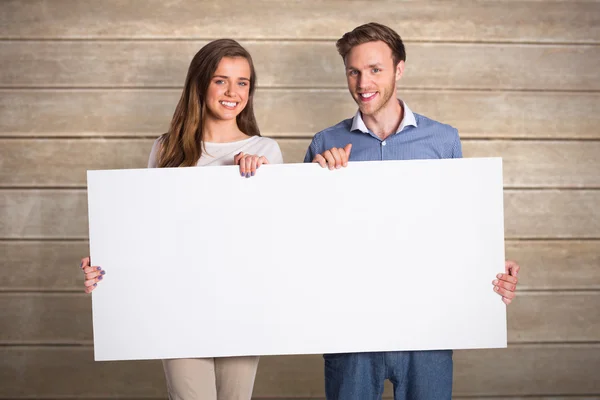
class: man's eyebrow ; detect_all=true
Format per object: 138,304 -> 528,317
345,63 -> 383,70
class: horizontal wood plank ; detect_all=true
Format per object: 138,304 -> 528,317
1,189 -> 598,239
0,346 -> 598,397
1,1 -> 598,43
1,90 -> 598,139
2,139 -> 599,188
3,240 -> 598,292
1,293 -> 598,344
2,41 -> 598,91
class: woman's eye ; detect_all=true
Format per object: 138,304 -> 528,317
238,81 -> 247,86
372,68 -> 380,73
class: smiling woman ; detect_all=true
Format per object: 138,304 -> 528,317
79,39 -> 283,400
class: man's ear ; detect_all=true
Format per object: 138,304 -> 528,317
395,60 -> 405,82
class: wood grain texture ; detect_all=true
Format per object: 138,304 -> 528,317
2,139 -> 599,188
1,1 -> 598,43
0,346 -> 598,397
1,90 -> 598,138
1,293 -> 598,344
2,41 -> 599,91
3,240 -> 598,292
1,189 -> 598,239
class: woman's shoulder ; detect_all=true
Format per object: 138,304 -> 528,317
249,136 -> 283,163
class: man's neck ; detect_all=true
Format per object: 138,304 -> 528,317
362,99 -> 403,140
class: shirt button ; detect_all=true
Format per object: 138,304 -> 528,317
382,141 -> 387,146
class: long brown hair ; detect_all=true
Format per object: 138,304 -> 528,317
158,39 -> 260,168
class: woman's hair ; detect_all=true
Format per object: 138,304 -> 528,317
336,22 -> 406,67
158,39 -> 260,168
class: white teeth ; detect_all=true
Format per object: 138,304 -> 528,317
220,101 -> 237,107
360,92 -> 376,98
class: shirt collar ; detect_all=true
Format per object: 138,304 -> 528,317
350,99 -> 417,135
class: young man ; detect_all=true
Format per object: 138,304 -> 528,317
304,23 -> 520,400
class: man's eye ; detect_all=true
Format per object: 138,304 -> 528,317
372,68 -> 380,73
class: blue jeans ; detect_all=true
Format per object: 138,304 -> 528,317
323,350 -> 453,400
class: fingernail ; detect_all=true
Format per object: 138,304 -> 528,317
497,273 -> 502,278
240,171 -> 244,177
98,276 -> 103,280
251,172 -> 255,176
246,173 -> 250,178
97,267 -> 101,271
101,270 -> 106,275
493,280 -> 498,285
80,262 -> 83,269
94,283 -> 97,287
494,286 -> 499,291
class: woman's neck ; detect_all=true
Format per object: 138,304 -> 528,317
203,118 -> 249,143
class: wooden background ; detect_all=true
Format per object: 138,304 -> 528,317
1,0 -> 599,398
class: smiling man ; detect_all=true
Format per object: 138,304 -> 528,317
304,23 -> 520,400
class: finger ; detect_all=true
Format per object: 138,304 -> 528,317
250,156 -> 258,176
234,152 -> 245,165
329,147 -> 343,169
244,156 -> 254,177
84,284 -> 96,294
496,272 -> 518,285
493,285 -> 516,300
84,278 -> 99,287
313,154 -> 327,168
80,256 -> 90,270
506,260 -> 520,277
322,150 -> 336,170
83,266 -> 102,275
256,156 -> 269,169
85,269 -> 105,281
238,156 -> 247,177
492,279 -> 517,292
343,143 -> 352,166
502,297 -> 512,305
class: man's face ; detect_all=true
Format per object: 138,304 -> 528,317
344,41 -> 403,117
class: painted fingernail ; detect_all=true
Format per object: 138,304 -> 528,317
80,262 -> 83,268
94,283 -> 97,287
98,276 -> 103,280
246,173 -> 250,178
240,171 -> 244,177
251,171 -> 255,176
97,267 -> 101,271
101,270 -> 106,275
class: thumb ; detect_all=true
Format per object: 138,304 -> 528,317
344,143 -> 352,157
234,152 -> 245,164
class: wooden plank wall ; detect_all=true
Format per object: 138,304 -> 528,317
1,0 -> 599,398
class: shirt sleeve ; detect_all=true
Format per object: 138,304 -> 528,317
304,134 -> 323,163
147,138 -> 161,168
451,129 -> 463,159
268,140 -> 284,164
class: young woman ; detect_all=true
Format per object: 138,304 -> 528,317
80,39 -> 282,400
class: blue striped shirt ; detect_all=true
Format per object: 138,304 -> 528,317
304,101 -> 462,163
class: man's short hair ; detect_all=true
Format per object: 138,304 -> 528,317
336,22 -> 406,66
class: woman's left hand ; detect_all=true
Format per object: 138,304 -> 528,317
234,152 -> 269,177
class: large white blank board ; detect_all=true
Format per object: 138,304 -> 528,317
87,158 -> 507,361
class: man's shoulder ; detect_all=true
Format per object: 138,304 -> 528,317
414,113 -> 458,135
313,118 -> 354,140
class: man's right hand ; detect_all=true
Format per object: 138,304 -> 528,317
312,143 -> 352,170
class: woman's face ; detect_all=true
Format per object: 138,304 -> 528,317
205,56 -> 251,122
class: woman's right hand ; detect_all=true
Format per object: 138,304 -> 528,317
81,256 -> 105,293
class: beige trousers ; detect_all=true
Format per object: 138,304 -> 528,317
162,357 -> 259,400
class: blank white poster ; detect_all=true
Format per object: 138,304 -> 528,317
87,158 -> 507,361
